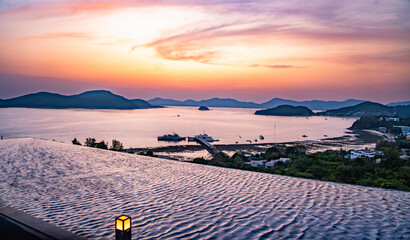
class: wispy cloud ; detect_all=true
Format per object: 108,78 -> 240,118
250,64 -> 301,69
132,22 -> 292,65
122,0 -> 410,67
135,17 -> 410,67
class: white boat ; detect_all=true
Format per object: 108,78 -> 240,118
189,134 -> 219,142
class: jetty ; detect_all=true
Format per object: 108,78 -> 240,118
194,137 -> 220,156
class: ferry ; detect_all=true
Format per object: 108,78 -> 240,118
158,133 -> 186,141
188,134 -> 219,142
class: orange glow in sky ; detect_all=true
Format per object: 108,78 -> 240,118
0,0 -> 409,102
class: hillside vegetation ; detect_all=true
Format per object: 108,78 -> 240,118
0,90 -> 158,109
255,105 -> 315,116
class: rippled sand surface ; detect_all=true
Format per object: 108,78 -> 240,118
0,138 -> 409,239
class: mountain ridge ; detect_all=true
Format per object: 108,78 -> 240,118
1,91 -> 408,111
387,101 -> 410,107
148,97 -> 374,110
256,102 -> 410,118
0,90 -> 158,109
318,102 -> 410,118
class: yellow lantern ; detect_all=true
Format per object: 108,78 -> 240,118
115,215 -> 131,240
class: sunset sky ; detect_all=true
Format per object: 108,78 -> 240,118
0,0 -> 409,102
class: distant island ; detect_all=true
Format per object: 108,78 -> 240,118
318,102 -> 410,118
255,102 -> 410,118
198,106 -> 210,111
387,101 -> 410,106
148,97 -> 410,110
148,97 -> 260,108
255,105 -> 314,116
1,90 -> 409,113
148,97 -> 365,110
0,90 -> 161,109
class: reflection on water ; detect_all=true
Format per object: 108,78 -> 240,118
0,107 -> 356,148
0,139 -> 409,239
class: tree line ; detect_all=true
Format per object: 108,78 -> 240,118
193,142 -> 409,191
72,138 -> 124,151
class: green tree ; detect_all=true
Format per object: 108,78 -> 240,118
72,138 -> 82,145
380,147 -> 402,169
110,139 -> 124,151
193,158 -> 208,164
85,138 -> 96,147
335,165 -> 355,183
308,165 -> 329,179
96,140 -> 108,149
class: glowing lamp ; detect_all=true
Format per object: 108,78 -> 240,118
115,215 -> 131,240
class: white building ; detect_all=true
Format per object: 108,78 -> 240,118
278,157 -> 291,163
350,150 -> 384,160
380,117 -> 400,122
246,157 -> 292,168
247,160 -> 265,167
265,161 -> 276,167
265,157 -> 291,167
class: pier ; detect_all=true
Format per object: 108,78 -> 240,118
194,137 -> 220,156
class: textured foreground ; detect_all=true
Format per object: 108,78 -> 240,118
0,138 -> 409,239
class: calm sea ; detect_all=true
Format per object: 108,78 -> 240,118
0,107 -> 356,148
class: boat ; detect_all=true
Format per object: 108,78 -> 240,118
189,134 -> 219,142
259,135 -> 264,140
302,135 -> 308,138
158,133 -> 186,141
324,134 -> 328,137
254,139 -> 258,142
246,140 -> 252,143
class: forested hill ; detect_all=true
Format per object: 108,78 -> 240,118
0,90 -> 159,109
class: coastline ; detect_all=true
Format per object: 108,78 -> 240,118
127,129 -> 385,160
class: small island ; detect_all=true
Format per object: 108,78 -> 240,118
255,105 -> 314,116
198,106 -> 210,111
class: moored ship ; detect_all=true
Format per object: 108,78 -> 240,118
188,133 -> 219,142
157,133 -> 186,141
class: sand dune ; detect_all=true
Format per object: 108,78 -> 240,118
0,138 -> 409,239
